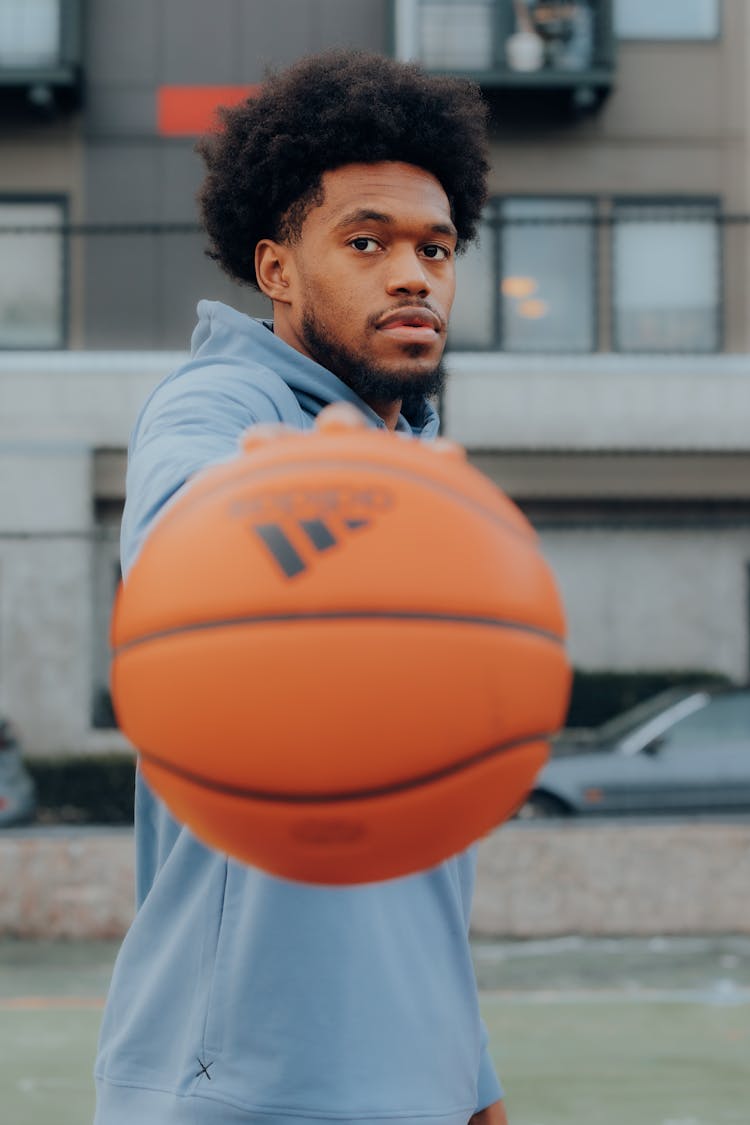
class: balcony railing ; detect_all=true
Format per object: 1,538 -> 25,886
392,0 -> 615,112
0,0 -> 82,109
0,203 -> 740,353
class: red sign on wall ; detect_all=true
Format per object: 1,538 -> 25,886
157,85 -> 261,136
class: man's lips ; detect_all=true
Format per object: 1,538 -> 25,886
375,307 -> 442,342
376,307 -> 442,332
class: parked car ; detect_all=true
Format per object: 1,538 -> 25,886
518,686 -> 750,817
0,717 -> 36,827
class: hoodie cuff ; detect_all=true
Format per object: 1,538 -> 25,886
476,1041 -> 504,1110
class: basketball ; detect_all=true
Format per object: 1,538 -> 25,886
111,409 -> 570,884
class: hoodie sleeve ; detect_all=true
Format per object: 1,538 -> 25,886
476,1018 -> 504,1110
120,360 -> 294,574
452,847 -> 505,1112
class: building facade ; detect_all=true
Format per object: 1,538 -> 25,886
1,0 -> 749,753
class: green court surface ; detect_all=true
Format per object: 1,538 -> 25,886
1,937 -> 748,1125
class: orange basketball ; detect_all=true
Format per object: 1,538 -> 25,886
111,412 -> 570,884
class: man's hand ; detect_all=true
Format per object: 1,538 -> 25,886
241,403 -> 366,456
470,1099 -> 509,1125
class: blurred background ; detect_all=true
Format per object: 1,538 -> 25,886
2,0 -> 749,765
0,3 -> 749,1123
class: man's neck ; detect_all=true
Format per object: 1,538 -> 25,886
271,309 -> 403,430
366,398 -> 402,431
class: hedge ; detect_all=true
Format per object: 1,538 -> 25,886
564,668 -> 731,728
30,753 -> 136,825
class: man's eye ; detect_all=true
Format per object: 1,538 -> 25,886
350,237 -> 380,253
422,244 -> 451,261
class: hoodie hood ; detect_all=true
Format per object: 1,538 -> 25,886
191,300 -> 440,437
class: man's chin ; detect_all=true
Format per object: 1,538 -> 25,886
301,311 -> 445,404
351,362 -> 445,404
354,343 -> 447,398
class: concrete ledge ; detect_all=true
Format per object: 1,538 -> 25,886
474,820 -> 750,937
1,821 -> 749,939
443,353 -> 750,452
0,827 -> 134,940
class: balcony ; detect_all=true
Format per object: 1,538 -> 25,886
392,0 -> 615,115
0,0 -> 83,112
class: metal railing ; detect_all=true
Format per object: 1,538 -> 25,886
0,206 -> 741,354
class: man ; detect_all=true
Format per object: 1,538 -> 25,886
95,50 -> 507,1125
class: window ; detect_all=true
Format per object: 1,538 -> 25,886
501,197 -> 596,352
0,0 -> 61,68
448,195 -> 722,355
0,198 -> 66,348
416,0 -> 494,70
395,0 -> 495,70
614,0 -> 719,41
450,196 -> 597,352
613,200 -> 720,353
394,1 -> 610,76
92,489 -> 124,730
449,224 -> 497,348
662,693 -> 750,749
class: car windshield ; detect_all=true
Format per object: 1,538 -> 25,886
594,688 -> 699,742
660,691 -> 750,746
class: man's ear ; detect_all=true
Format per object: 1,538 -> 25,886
255,239 -> 294,305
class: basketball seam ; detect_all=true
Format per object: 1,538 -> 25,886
138,730 -> 552,805
113,610 -> 565,656
153,453 -> 535,547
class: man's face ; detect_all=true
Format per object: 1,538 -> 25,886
267,162 -> 457,410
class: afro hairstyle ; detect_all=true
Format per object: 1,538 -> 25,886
196,49 -> 490,289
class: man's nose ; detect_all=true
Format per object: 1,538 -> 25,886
385,247 -> 431,298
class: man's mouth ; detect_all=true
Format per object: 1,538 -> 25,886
375,307 -> 442,341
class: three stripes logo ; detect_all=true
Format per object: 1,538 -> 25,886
254,514 -> 365,579
230,485 -> 394,579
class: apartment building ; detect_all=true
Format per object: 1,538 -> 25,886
1,0 -> 749,753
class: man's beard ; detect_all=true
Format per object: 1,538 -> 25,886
300,308 -> 446,414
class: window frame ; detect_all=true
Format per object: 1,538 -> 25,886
91,498 -> 123,731
449,193 -> 600,354
391,0 -> 616,84
658,691 -> 750,750
0,0 -> 82,88
0,193 -> 69,350
393,0 -> 502,73
610,194 -> 723,355
498,193 -> 599,355
447,209 -> 499,351
613,0 -> 721,43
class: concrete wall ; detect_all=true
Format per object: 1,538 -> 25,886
2,821 -> 749,939
0,828 -> 134,940
0,451 -> 93,752
0,116 -> 86,346
539,526 -> 750,680
3,350 -> 750,753
0,353 -> 175,753
444,353 -> 750,453
473,820 -> 750,938
445,353 -> 750,682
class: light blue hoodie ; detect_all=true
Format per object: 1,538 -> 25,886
94,301 -> 503,1125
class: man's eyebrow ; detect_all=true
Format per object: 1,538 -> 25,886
429,222 -> 459,238
332,208 -> 458,238
333,208 -> 394,229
